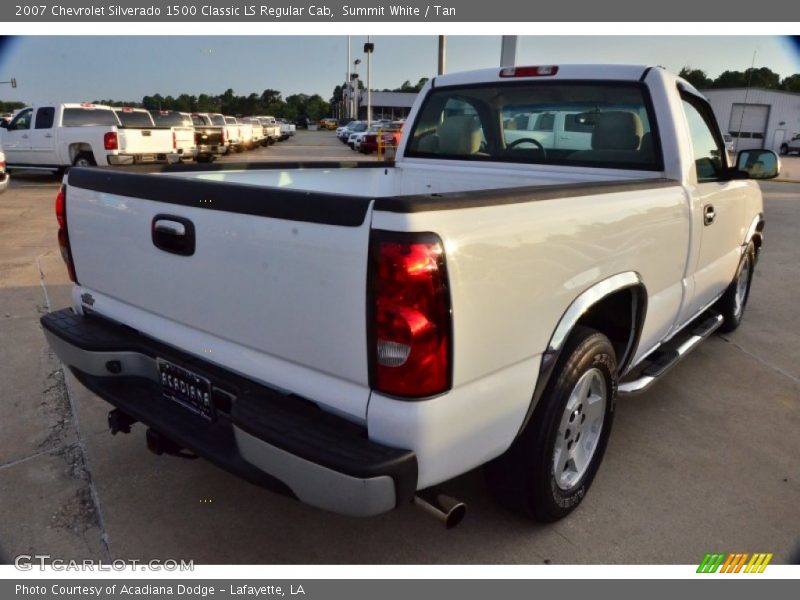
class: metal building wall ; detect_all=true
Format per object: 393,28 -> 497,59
702,88 -> 800,152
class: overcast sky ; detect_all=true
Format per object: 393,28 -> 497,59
1,35 -> 799,105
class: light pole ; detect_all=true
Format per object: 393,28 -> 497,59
352,58 -> 361,120
0,78 -> 17,88
346,36 -> 351,120
364,38 -> 374,126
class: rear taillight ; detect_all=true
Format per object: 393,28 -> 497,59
195,131 -> 201,145
103,131 -> 118,150
55,185 -> 77,283
220,129 -> 226,144
172,131 -> 177,150
369,232 -> 452,398
499,65 -> 559,78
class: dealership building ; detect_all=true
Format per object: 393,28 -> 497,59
701,87 -> 800,152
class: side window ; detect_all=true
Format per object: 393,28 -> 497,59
682,98 -> 725,181
35,107 -> 55,129
8,108 -> 32,131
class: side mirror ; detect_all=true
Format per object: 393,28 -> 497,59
0,121 -> 7,129
737,149 -> 780,180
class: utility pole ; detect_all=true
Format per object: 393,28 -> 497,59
346,36 -> 351,120
365,37 -> 374,126
352,59 -> 361,120
438,36 -> 446,75
500,36 -> 518,67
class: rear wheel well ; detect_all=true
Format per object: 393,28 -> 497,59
574,286 -> 645,372
69,143 -> 94,163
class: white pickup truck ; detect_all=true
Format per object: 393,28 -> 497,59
42,65 -> 777,526
0,103 -> 181,169
149,110 -> 197,162
256,116 -> 281,145
276,117 -> 296,141
0,147 -> 9,192
779,133 -> 800,156
504,110 -> 595,150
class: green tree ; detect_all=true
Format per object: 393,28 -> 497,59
0,100 -> 25,113
306,94 -> 330,121
780,73 -> 800,92
712,67 -> 780,90
679,67 -> 712,89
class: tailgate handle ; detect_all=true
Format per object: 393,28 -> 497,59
152,215 -> 195,256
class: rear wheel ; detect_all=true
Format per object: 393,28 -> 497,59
485,326 -> 617,521
716,242 -> 755,333
72,152 -> 96,167
780,144 -> 789,156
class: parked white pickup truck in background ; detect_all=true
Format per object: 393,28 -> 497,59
43,65 -> 776,526
0,147 -> 9,192
149,110 -> 197,163
504,110 -> 596,150
256,116 -> 281,145
0,103 -> 182,169
112,107 -> 176,164
276,117 -> 296,141
780,133 -> 800,156
223,116 -> 243,151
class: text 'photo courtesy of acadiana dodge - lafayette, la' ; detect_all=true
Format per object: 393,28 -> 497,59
16,584 -> 306,596
0,33 -> 798,571
37,5 -> 456,18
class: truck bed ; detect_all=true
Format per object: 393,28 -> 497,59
75,160 -> 674,204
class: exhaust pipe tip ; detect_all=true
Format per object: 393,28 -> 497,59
414,490 -> 467,529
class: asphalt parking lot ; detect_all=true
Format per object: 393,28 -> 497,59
0,131 -> 798,565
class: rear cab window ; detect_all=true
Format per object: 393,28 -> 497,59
192,115 -> 211,126
210,115 -> 226,127
114,109 -> 155,127
62,107 -> 119,127
150,112 -> 193,127
406,81 -> 663,171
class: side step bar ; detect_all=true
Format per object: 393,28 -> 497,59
618,312 -> 724,395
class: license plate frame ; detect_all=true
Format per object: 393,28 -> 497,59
157,358 -> 215,421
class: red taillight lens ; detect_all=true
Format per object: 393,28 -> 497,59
55,185 -> 77,283
369,232 -> 452,398
172,131 -> 177,149
499,65 -> 559,78
103,131 -> 118,150
220,129 -> 226,144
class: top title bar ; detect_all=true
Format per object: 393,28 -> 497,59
5,0 -> 800,22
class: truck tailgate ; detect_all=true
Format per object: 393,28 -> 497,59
118,128 -> 172,154
64,168 -> 374,421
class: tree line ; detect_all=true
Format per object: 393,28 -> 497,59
4,70 -> 798,119
679,66 -> 800,92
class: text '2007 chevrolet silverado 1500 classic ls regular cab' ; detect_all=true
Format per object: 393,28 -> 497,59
42,65 -> 778,525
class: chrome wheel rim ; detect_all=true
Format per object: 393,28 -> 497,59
734,255 -> 751,319
553,368 -> 607,491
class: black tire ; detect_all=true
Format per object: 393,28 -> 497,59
485,326 -> 617,522
715,242 -> 755,333
779,144 -> 788,156
72,152 -> 96,167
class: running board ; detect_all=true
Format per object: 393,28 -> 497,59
618,312 -> 724,395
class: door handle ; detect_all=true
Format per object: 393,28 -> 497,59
44,133 -> 53,138
152,215 -> 195,256
21,134 -> 29,139
703,204 -> 716,226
